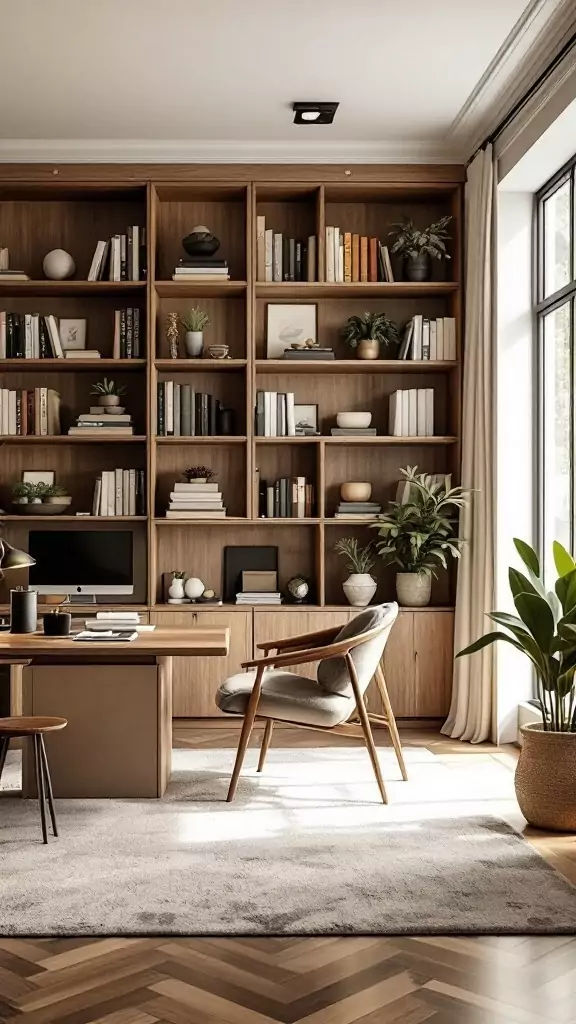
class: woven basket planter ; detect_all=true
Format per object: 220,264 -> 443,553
515,724 -> 576,832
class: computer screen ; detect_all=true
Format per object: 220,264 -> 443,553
28,531 -> 134,593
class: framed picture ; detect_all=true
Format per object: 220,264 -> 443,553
59,318 -> 86,351
23,470 -> 55,486
294,404 -> 319,433
266,304 -> 317,358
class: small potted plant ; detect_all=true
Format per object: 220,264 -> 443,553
41,483 -> 72,508
458,539 -> 576,832
168,570 -> 186,602
372,466 -> 467,606
389,215 -> 452,282
334,537 -> 377,607
91,378 -> 127,409
180,307 -> 210,357
343,312 -> 399,361
12,482 -> 41,505
183,466 -> 215,484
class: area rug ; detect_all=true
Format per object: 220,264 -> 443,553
1,747 -> 575,935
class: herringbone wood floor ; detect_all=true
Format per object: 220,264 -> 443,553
2,726 -> 576,1022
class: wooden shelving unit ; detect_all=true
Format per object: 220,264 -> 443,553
0,163 -> 463,719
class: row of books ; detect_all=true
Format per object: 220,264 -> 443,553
0,312 -> 64,359
92,469 -> 146,516
88,228 -> 144,282
0,387 -> 60,436
157,382 -> 221,437
389,389 -> 435,437
165,479 -> 226,519
334,501 -> 382,521
258,476 -> 314,518
256,218 -> 316,282
68,409 -> 134,437
255,391 -> 296,437
325,229 -> 394,284
112,308 -> 143,359
399,316 -> 457,361
172,257 -> 230,282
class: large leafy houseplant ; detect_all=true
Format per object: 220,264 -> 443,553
343,312 -> 399,359
388,215 -> 452,282
372,466 -> 467,606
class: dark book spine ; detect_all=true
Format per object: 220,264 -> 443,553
295,241 -> 302,282
283,237 -> 290,281
210,396 -> 218,436
120,308 -> 126,358
259,479 -> 267,517
6,313 -> 14,358
126,307 -> 133,358
157,382 -> 165,436
255,390 -> 265,436
201,393 -> 209,436
120,234 -> 127,281
139,227 -> 147,280
133,308 -> 140,358
137,469 -> 146,516
289,239 -> 295,282
127,226 -> 133,282
16,391 -> 22,435
279,478 -> 286,518
28,391 -> 34,434
39,318 -> 50,358
274,480 -> 280,518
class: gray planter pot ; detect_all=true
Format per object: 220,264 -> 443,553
395,572 -> 431,607
405,253 -> 431,282
184,331 -> 204,357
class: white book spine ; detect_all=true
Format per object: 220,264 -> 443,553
429,320 -> 436,361
407,389 -> 418,436
256,215 -> 266,281
412,315 -> 423,360
264,229 -> 273,282
100,471 -> 109,516
8,389 -> 16,435
286,392 -> 296,437
93,476 -> 102,516
270,391 -> 277,436
400,390 -> 410,436
166,380 -> 174,435
338,242 -> 344,284
297,476 -> 305,518
417,389 -> 427,436
273,233 -> 282,282
264,391 -> 271,437
132,225 -> 139,282
333,227 -> 340,282
122,469 -> 130,515
173,383 -> 181,437
115,467 -> 123,516
106,470 -> 115,516
425,388 -> 434,435
437,319 -> 445,360
129,468 -> 136,516
326,227 -> 335,282
24,314 -> 32,358
0,312 -> 5,358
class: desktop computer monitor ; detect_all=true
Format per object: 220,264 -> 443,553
28,530 -> 134,597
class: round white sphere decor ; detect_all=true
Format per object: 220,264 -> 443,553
184,577 -> 205,600
43,249 -> 75,280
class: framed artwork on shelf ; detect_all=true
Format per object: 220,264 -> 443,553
23,470 -> 55,486
294,404 -> 319,433
59,319 -> 87,351
266,304 -> 317,358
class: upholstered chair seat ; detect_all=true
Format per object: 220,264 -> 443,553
216,670 -> 353,728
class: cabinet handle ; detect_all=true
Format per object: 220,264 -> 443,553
193,612 -> 197,624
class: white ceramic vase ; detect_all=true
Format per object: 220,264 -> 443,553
168,577 -> 186,600
395,572 -> 431,607
184,331 -> 203,357
342,573 -> 377,608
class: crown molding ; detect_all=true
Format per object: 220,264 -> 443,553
447,0 -> 576,158
0,137 -> 460,166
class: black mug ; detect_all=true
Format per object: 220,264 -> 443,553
43,611 -> 71,637
218,407 -> 236,436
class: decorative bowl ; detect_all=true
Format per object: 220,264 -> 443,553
336,411 -> 372,428
44,495 -> 72,507
105,406 -> 125,415
208,345 -> 229,359
340,481 -> 372,502
182,225 -> 220,258
13,502 -> 70,516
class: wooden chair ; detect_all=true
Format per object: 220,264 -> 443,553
215,603 -> 406,804
0,716 -> 67,844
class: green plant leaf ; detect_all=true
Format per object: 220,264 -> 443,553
553,541 -> 575,578
457,631 -> 524,658
514,592 -> 555,653
555,567 -> 576,612
509,568 -> 540,601
513,538 -> 540,578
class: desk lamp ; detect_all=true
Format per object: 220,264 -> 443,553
0,538 -> 37,633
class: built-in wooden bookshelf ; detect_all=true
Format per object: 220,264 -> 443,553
0,164 -> 463,719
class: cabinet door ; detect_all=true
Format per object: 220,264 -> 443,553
366,611 -> 415,718
150,610 -> 252,717
413,611 -> 454,717
253,610 -> 351,680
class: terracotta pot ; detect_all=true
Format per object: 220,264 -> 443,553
340,481 -> 372,502
395,572 -> 431,607
515,724 -> 576,832
357,339 -> 379,360
342,573 -> 377,608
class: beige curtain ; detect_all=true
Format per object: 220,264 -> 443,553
442,145 -> 495,744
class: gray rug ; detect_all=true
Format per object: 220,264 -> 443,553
1,747 -> 575,935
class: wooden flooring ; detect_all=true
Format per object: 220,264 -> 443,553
2,725 -> 576,1022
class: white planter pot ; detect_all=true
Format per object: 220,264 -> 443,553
342,573 -> 377,608
168,577 -> 186,600
395,572 -> 431,607
184,331 -> 204,357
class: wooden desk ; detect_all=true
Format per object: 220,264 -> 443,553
1,628 -> 229,799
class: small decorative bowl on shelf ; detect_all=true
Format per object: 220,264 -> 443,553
12,502 -> 70,516
11,482 -> 72,516
207,344 -> 230,360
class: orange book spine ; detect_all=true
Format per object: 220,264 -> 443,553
344,232 -> 352,283
360,237 -> 368,282
369,237 -> 378,282
351,235 -> 360,282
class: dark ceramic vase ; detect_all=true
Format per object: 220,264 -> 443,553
182,232 -> 220,258
217,407 -> 236,436
405,253 -> 431,282
43,611 -> 71,636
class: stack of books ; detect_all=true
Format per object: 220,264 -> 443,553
324,228 -> 394,283
399,315 -> 457,361
0,312 -> 64,358
236,591 -> 282,606
0,387 -> 60,436
389,389 -> 434,436
68,409 -> 134,437
258,475 -> 314,518
88,229 -> 145,282
113,308 -> 142,358
172,258 -> 230,283
157,382 -> 221,436
256,217 -> 316,282
282,347 -> 335,361
83,611 -> 142,631
92,469 -> 145,516
330,425 -> 376,437
255,391 -> 296,436
334,500 -> 382,521
166,479 -> 226,519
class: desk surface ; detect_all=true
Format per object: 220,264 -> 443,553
0,626 -> 230,659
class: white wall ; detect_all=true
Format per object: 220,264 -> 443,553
495,189 -> 535,742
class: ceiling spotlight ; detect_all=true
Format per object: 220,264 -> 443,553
293,102 -> 339,125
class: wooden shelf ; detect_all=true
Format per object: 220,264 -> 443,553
154,359 -> 247,372
0,435 -> 146,443
255,435 -> 457,445
256,359 -> 458,374
1,515 -> 147,522
155,281 -> 247,298
154,517 -> 250,526
0,281 -> 146,297
155,436 -> 247,444
0,359 -> 146,371
255,436 -> 321,444
255,282 -> 458,299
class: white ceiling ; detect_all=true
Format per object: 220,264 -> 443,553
0,0 -> 568,162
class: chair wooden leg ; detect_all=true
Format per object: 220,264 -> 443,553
226,666 -> 265,802
375,664 -> 408,781
0,736 -> 9,786
33,735 -> 48,844
346,655 -> 388,804
39,736 -> 58,838
257,720 -> 274,773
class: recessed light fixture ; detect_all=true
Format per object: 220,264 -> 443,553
293,102 -> 339,125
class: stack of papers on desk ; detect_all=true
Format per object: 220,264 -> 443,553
73,630 -> 138,642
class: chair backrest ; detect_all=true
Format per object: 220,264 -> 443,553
316,603 -> 398,698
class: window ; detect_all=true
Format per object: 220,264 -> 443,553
536,155 -> 576,579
